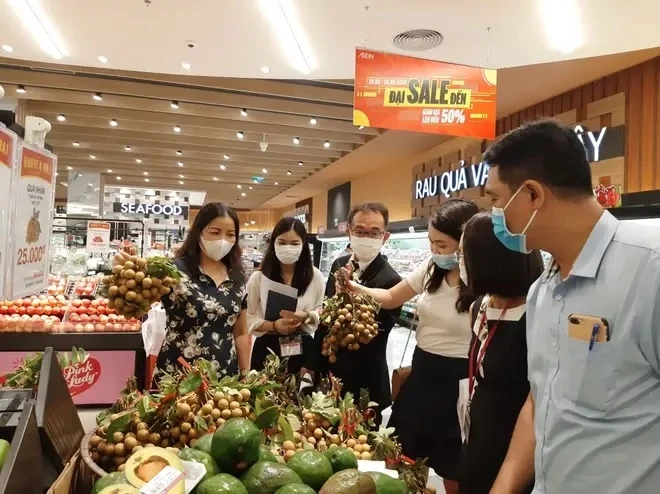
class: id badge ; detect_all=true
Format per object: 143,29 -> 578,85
279,335 -> 303,357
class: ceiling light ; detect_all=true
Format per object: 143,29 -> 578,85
358,125 -> 365,130
259,0 -> 316,75
1,45 -> 13,53
245,222 -> 249,226
177,161 -> 184,167
298,161 -> 303,166
124,145 -> 131,151
144,178 -> 150,182
293,136 -> 300,145
116,176 -> 121,181
87,182 -> 93,187
179,180 -> 184,185
249,186 -> 253,190
178,174 -> 184,178
262,168 -> 268,173
181,62 -> 191,70
89,154 -> 96,160
261,66 -> 270,74
55,172 -> 58,176
174,125 -> 181,133
66,166 -> 72,170
8,0 -> 67,59
324,140 -> 330,148
220,164 -> 226,170
60,182 -> 67,187
310,117 -> 317,125
240,108 -> 248,117
135,158 -> 142,163
236,131 -> 244,139
274,181 -> 279,185
57,114 -> 66,122
236,185 -> 242,190
97,55 -> 108,64
176,150 -> 182,156
287,170 -> 292,175
241,192 -> 246,197
213,177 -> 218,181
540,0 -> 583,54
93,92 -> 103,101
143,171 -> 148,176
251,220 -> 256,225
72,141 -> 80,147
110,119 -> 118,127
224,154 -> 230,160
16,85 -> 26,94
107,169 -> 112,173
171,100 -> 179,109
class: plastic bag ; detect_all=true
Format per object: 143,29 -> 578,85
142,304 -> 167,356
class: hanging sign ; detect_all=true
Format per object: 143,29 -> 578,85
353,48 -> 497,139
86,221 -> 111,253
113,202 -> 188,217
0,126 -> 18,300
9,142 -> 57,299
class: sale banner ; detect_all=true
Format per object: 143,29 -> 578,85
9,142 -> 57,299
0,125 -> 18,300
353,49 -> 497,139
86,221 -> 111,253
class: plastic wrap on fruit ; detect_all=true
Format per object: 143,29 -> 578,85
320,265 -> 381,362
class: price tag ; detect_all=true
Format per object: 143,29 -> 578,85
183,461 -> 207,493
139,465 -> 184,494
279,335 -> 303,357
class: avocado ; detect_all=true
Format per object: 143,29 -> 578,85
196,473 -> 248,494
286,450 -> 333,491
274,484 -> 316,494
211,418 -> 261,476
319,469 -> 378,494
258,444 -> 279,463
91,472 -> 129,494
98,484 -> 139,494
241,461 -> 303,494
178,448 -> 220,481
124,446 -> 185,494
0,439 -> 10,471
324,447 -> 358,473
365,471 -> 409,494
193,433 -> 213,456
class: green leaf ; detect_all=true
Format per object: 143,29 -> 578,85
278,414 -> 294,442
137,396 -> 152,418
286,413 -> 302,433
195,416 -> 209,432
253,406 -> 280,430
106,411 -> 134,440
179,373 -> 203,395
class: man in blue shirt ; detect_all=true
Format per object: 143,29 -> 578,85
483,120 -> 660,493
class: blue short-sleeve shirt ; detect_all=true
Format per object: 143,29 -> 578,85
527,211 -> 660,493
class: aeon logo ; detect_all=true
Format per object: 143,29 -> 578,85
358,52 -> 375,60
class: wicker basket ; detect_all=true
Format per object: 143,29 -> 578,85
79,429 -> 107,477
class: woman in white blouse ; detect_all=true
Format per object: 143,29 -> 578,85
349,199 -> 479,494
247,217 -> 325,375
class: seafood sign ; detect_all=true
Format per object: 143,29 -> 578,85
0,126 -> 18,300
9,143 -> 57,299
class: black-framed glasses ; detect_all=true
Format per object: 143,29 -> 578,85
350,229 -> 385,239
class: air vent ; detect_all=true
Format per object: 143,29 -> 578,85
393,29 -> 443,51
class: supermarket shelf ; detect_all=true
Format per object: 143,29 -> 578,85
0,331 -> 143,351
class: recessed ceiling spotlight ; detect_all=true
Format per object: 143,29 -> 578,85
181,62 -> 191,70
262,168 -> 268,173
298,161 -> 303,166
171,100 -> 179,109
224,154 -> 230,160
178,174 -> 184,178
93,92 -> 103,101
176,150 -> 182,156
174,125 -> 181,133
66,166 -> 73,170
286,170 -> 292,175
261,66 -> 270,74
89,154 -> 96,160
72,141 -> 80,147
1,45 -> 13,53
251,220 -> 256,225
309,117 -> 317,125
107,169 -> 112,173
135,158 -> 142,163
274,181 -> 279,185
177,161 -> 184,167
324,140 -> 330,148
98,55 -> 108,64
236,131 -> 244,139
237,184 -> 242,189
124,145 -> 132,151
220,164 -> 226,170
116,176 -> 121,181
110,119 -> 118,127
249,186 -> 253,190
16,85 -> 26,94
213,177 -> 218,181
293,136 -> 300,145
87,182 -> 93,187
179,180 -> 184,185
144,178 -> 150,182
240,108 -> 248,117
143,171 -> 148,176
57,114 -> 66,122
358,125 -> 365,130
241,192 -> 246,197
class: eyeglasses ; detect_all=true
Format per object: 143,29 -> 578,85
351,229 -> 385,239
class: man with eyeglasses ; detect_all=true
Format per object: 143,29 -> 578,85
313,202 -> 402,423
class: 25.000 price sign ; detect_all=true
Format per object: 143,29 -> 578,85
17,246 -> 46,266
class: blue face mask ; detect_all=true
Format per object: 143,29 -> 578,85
432,253 -> 458,270
492,186 -> 537,254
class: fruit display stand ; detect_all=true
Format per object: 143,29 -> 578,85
0,400 -> 44,494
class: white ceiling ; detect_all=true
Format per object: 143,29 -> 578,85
0,0 -> 659,78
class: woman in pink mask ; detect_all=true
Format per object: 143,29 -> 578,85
156,203 -> 250,377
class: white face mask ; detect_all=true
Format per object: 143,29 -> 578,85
200,237 -> 234,261
275,244 -> 303,265
350,236 -> 383,263
459,259 -> 468,286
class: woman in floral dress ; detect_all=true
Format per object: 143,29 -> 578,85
156,203 -> 250,376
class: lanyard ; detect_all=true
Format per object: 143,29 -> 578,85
468,299 -> 511,398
